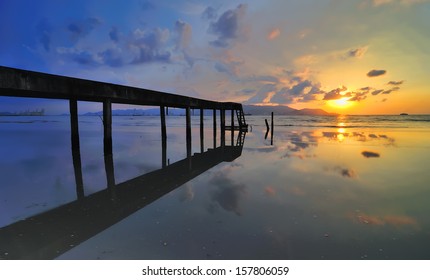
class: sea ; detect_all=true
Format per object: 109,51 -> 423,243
1,114 -> 430,260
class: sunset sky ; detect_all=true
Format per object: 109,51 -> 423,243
1,0 -> 430,114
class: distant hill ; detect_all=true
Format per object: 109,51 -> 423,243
76,105 -> 335,116
243,105 -> 336,116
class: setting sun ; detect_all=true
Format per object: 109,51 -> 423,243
328,97 -> 354,109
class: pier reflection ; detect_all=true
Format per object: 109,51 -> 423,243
0,131 -> 246,260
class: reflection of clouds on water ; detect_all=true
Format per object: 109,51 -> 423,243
264,185 -> 276,196
337,167 -> 358,179
278,131 -> 318,159
209,170 -> 246,216
321,131 -> 396,146
244,146 -> 277,153
178,184 -> 194,202
361,151 -> 380,158
349,212 -> 419,228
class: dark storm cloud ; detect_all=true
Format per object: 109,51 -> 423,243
208,4 -> 247,48
362,151 -> 380,158
367,69 -> 386,77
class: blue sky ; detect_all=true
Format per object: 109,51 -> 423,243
1,0 -> 430,114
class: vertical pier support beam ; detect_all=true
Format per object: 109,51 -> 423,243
200,108 -> 204,153
271,111 -> 274,145
69,99 -> 84,199
221,109 -> 226,148
103,99 -> 113,156
186,106 -> 192,158
103,99 -> 115,198
186,106 -> 192,169
213,109 -> 217,149
160,106 -> 167,168
231,109 -> 235,146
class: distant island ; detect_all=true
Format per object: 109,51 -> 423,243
243,105 -> 337,116
0,109 -> 45,116
76,105 -> 336,117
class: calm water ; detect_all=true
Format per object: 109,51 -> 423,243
1,114 -> 430,259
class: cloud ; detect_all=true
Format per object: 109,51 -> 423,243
175,20 -> 192,50
247,83 -> 277,103
345,46 -> 368,58
109,26 -> 120,42
267,28 -> 281,40
382,86 -> 400,94
361,151 -> 380,158
67,17 -> 102,42
322,86 -> 347,100
348,91 -> 367,102
202,6 -> 217,20
140,0 -> 155,10
367,69 -> 387,77
370,0 -> 429,6
99,47 -> 124,67
130,28 -> 171,64
208,4 -> 247,48
372,89 -> 384,95
388,80 -> 404,85
56,47 -> 100,66
36,19 -> 52,52
236,88 -> 256,96
269,71 -> 322,104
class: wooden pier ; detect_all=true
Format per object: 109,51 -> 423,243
0,66 -> 248,259
0,66 -> 248,156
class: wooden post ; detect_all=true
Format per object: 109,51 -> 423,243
200,108 -> 204,153
69,99 -> 84,199
271,111 -> 274,145
221,109 -> 225,148
160,106 -> 167,168
231,109 -> 235,146
103,99 -> 113,156
213,109 -> 217,148
186,106 -> 192,159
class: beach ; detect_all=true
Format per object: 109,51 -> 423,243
1,114 -> 430,259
